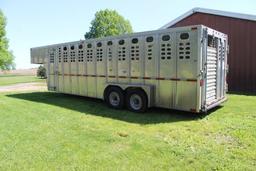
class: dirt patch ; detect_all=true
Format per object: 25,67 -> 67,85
0,82 -> 47,92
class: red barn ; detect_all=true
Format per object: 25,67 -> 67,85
161,8 -> 256,93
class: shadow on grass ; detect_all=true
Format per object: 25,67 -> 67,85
7,92 -> 220,124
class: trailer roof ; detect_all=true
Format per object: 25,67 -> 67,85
160,7 -> 256,29
31,25 -> 204,49
31,24 -> 226,50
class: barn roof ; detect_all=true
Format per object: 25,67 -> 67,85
160,7 -> 256,29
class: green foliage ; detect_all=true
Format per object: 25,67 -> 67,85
37,65 -> 47,79
85,9 -> 133,39
0,10 -> 14,70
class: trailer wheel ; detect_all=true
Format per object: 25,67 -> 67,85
126,89 -> 148,112
105,86 -> 124,109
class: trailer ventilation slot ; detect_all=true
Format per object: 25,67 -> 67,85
70,46 -> 76,62
63,47 -> 68,62
160,43 -> 171,60
162,35 -> 170,41
146,36 -> 153,42
78,44 -> 84,62
86,45 -> 93,62
180,33 -> 189,40
118,46 -> 126,61
131,45 -> 139,60
58,47 -> 61,63
178,39 -> 191,59
132,38 -> 138,44
96,48 -> 103,62
147,45 -> 153,60
87,44 -> 92,48
146,36 -> 154,60
119,40 -> 125,45
49,51 -> 54,63
97,42 -> 102,47
108,48 -> 112,61
107,41 -> 113,46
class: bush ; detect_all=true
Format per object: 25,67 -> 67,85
37,65 -> 46,79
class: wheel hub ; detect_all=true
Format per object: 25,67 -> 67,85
109,92 -> 120,106
130,94 -> 142,110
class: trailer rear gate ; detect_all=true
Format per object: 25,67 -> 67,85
206,47 -> 218,104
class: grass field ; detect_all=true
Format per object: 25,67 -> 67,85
0,75 -> 45,86
0,89 -> 255,170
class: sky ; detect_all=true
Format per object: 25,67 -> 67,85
0,0 -> 255,69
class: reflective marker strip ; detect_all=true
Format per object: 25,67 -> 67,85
51,74 -> 197,82
187,79 -> 197,82
118,76 -> 127,78
156,77 -> 165,80
170,78 -> 180,81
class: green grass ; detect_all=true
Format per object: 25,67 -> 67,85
0,75 -> 45,86
0,91 -> 255,170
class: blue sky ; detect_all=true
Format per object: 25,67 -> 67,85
1,0 -> 255,69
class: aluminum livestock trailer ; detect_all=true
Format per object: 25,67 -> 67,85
31,25 -> 228,113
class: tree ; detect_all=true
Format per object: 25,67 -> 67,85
37,65 -> 47,79
0,10 -> 14,70
85,9 -> 133,39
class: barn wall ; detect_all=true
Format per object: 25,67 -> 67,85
169,13 -> 256,93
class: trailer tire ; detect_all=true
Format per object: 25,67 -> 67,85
104,86 -> 124,109
126,89 -> 148,113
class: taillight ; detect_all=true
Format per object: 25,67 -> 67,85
190,108 -> 196,112
200,79 -> 204,86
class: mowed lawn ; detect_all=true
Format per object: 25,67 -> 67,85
0,90 -> 255,170
0,75 -> 44,86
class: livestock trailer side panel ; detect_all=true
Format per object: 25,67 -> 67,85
31,25 -> 228,113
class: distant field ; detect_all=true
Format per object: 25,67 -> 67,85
0,75 -> 45,86
0,68 -> 37,76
